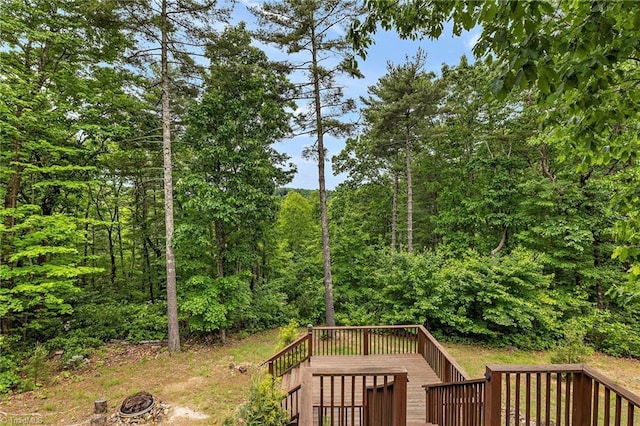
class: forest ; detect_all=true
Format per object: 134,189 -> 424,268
1,0 -> 639,394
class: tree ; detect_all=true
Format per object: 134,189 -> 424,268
176,24 -> 294,338
252,0 -> 363,326
0,0 -> 128,339
361,50 -> 442,252
351,0 -> 640,284
119,0 -> 228,352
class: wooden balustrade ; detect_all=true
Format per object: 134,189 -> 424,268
484,364 -> 640,426
299,367 -> 408,426
283,383 -> 301,423
265,331 -> 311,377
311,325 -> 420,356
417,325 -> 470,382
424,378 -> 486,426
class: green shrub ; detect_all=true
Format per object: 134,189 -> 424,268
45,332 -> 103,365
277,319 -> 300,349
551,321 -> 593,364
224,372 -> 289,426
0,354 -> 21,394
19,345 -> 50,391
73,301 -> 168,343
586,310 -> 640,358
181,275 -> 251,334
124,302 -> 169,343
423,248 -> 560,349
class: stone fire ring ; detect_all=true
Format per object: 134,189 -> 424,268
119,392 -> 156,417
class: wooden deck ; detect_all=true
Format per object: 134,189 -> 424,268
282,354 -> 440,425
269,325 -> 640,426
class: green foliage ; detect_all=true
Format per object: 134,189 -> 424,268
585,310 -> 640,358
181,275 -> 251,334
20,345 -> 50,391
45,333 -> 103,365
550,320 -> 593,364
0,335 -> 20,393
277,319 -> 301,350
0,206 -> 102,341
424,249 -> 559,349
73,302 -> 168,343
224,372 -> 289,426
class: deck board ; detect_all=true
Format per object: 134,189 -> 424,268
283,354 -> 440,424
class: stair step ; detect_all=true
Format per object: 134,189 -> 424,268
280,366 -> 303,392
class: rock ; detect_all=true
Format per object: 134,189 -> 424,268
91,415 -> 107,425
238,365 -> 248,373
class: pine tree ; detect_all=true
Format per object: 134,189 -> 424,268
252,0 -> 362,326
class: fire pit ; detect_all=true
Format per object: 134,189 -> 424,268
119,392 -> 155,417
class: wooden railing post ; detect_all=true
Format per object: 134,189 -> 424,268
299,367 -> 313,426
484,367 -> 502,426
443,358 -> 452,383
393,371 -> 408,426
268,360 -> 274,377
572,370 -> 593,426
364,327 -> 369,355
307,325 -> 313,358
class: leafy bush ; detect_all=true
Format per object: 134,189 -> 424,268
551,320 -> 593,364
224,372 -> 289,426
0,354 -> 21,394
45,332 -> 103,365
422,248 -> 560,349
72,301 -> 168,343
181,275 -> 251,334
277,319 -> 301,349
124,302 -> 169,342
19,345 -> 50,391
586,310 -> 640,358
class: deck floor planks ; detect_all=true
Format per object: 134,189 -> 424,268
303,353 -> 441,424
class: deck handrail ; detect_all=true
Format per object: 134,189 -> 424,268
423,378 -> 486,426
264,324 -> 470,383
416,325 -> 471,382
299,366 -> 408,426
484,364 -> 640,426
264,330 -> 311,377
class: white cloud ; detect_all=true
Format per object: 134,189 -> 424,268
466,32 -> 481,50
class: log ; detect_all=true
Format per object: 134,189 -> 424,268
94,399 -> 108,414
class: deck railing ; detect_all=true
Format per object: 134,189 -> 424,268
484,364 -> 640,426
283,383 -> 301,424
265,324 -> 467,383
266,333 -> 311,377
311,325 -> 420,356
424,378 -> 486,426
298,366 -> 408,426
416,325 -> 470,382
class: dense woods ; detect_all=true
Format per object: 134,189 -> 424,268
1,0 -> 639,393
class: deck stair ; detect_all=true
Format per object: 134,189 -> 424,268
280,365 -> 302,392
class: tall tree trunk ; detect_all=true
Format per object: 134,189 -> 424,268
391,170 -> 398,251
491,226 -> 508,257
215,219 -> 225,278
107,228 -> 116,288
405,136 -> 413,253
161,0 -> 180,353
311,27 -> 335,327
116,203 -> 126,277
593,231 -> 604,310
4,107 -> 24,230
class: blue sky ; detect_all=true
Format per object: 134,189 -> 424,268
231,2 -> 480,189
